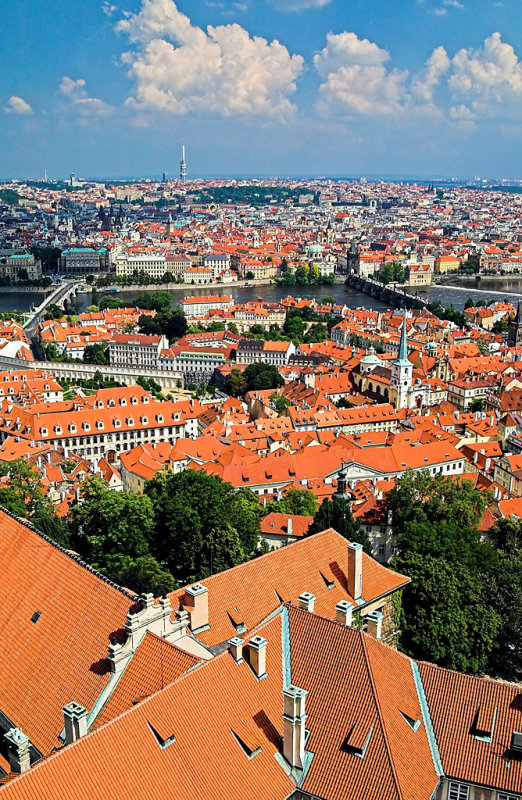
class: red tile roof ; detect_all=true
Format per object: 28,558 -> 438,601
0,510 -> 136,757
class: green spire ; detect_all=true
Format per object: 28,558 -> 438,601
394,312 -> 410,366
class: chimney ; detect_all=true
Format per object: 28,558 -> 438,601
347,543 -> 363,602
248,635 -> 267,679
366,610 -> 383,640
283,686 -> 307,770
4,728 -> 31,774
229,636 -> 244,664
63,702 -> 88,744
287,517 -> 293,537
185,583 -> 209,633
298,592 -> 315,613
335,600 -> 354,626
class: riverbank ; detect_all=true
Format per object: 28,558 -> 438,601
94,278 -> 276,293
0,285 -> 49,293
436,274 -> 522,286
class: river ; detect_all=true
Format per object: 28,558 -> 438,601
1,278 -> 521,315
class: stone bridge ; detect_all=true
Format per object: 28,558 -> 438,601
345,274 -> 426,309
23,281 -> 83,333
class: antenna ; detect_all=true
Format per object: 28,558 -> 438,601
179,141 -> 187,183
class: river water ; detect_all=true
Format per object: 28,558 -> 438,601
1,278 -> 521,314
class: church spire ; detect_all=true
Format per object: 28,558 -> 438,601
394,311 -> 409,366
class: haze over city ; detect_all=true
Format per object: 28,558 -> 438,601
3,0 -> 522,178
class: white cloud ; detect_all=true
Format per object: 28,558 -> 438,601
101,2 -> 117,16
268,0 -> 333,10
448,33 -> 522,118
4,96 -> 33,115
116,0 -> 304,118
59,76 -> 112,116
411,46 -> 450,102
314,33 -> 408,116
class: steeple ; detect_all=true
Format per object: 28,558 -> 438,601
393,312 -> 409,366
391,311 -> 412,411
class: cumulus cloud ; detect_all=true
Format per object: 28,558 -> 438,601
59,76 -> 112,116
4,96 -> 33,115
448,32 -> 522,116
115,0 -> 304,118
411,46 -> 450,103
314,32 -> 409,116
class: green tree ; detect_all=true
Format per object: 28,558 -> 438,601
398,553 -> 500,673
269,392 -> 291,414
135,290 -> 172,313
145,471 -> 260,584
389,471 -> 493,570
308,497 -> 371,552
246,271 -> 255,280
83,343 -> 108,365
224,368 -> 247,397
69,476 -> 155,574
268,488 -> 318,517
109,554 -> 177,596
305,323 -> 328,343
295,264 -> 310,284
469,398 -> 485,412
244,363 -> 284,392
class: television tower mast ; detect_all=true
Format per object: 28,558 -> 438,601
179,142 -> 187,183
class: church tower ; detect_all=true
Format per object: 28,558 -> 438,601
390,313 -> 412,410
508,301 -> 522,347
179,143 -> 187,183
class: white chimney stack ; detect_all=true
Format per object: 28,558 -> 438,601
63,702 -> 88,744
298,592 -> 315,613
287,517 -> 293,537
335,600 -> 354,626
248,635 -> 267,679
347,542 -> 363,602
229,636 -> 244,664
283,686 -> 308,770
366,610 -> 383,640
185,583 -> 209,634
4,728 -> 31,773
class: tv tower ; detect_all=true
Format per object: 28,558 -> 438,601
179,142 -> 187,183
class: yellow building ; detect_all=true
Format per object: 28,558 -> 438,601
434,255 -> 460,274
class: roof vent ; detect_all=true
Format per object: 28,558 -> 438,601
31,611 -> 41,624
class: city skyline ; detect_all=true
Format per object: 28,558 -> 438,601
2,0 -> 522,178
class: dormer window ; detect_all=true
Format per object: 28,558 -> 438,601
141,416 -> 148,425
143,397 -> 149,404
157,415 -> 164,423
41,427 -> 48,436
69,424 -> 77,434
54,426 -> 62,435
127,417 -> 134,426
96,420 -> 104,430
114,419 -> 121,428
120,398 -> 127,406
131,397 -> 138,405
83,422 -> 91,432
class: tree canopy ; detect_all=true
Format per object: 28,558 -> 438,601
144,471 -> 261,584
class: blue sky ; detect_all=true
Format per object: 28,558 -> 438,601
2,0 -> 522,179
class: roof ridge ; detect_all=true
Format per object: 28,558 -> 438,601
0,507 -> 138,601
360,633 -> 403,800
170,527 -> 342,599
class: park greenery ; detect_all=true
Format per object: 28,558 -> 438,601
186,185 -> 320,207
